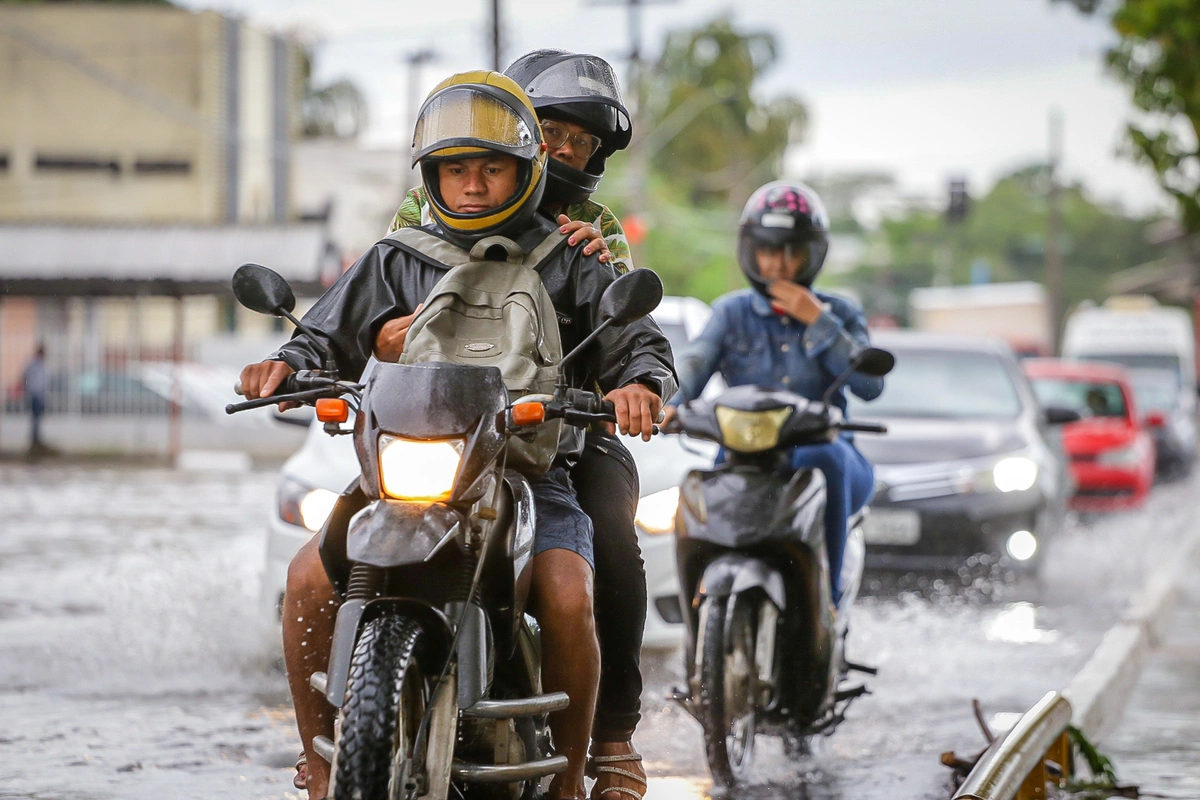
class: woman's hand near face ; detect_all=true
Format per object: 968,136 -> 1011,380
767,280 -> 825,325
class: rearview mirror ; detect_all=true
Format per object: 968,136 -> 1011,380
232,263 -> 296,317
1044,406 -> 1082,425
853,347 -> 895,378
598,269 -> 663,326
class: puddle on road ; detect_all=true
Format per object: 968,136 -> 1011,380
3,463 -> 1198,799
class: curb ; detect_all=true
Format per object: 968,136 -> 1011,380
1063,523 -> 1200,743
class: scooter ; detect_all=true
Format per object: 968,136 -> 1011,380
225,262 -> 663,800
667,348 -> 894,788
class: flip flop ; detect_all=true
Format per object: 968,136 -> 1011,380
587,752 -> 647,800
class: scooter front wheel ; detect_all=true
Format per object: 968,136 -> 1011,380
697,595 -> 758,787
334,614 -> 429,800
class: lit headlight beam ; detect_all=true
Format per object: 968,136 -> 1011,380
635,486 -> 680,535
379,436 -> 464,502
992,456 -> 1038,493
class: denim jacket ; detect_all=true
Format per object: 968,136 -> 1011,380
670,288 -> 884,415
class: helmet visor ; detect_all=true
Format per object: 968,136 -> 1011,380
413,85 -> 538,164
522,55 -> 630,134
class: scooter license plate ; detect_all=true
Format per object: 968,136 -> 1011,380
863,509 -> 921,545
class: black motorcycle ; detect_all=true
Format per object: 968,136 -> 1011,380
668,348 -> 894,788
225,262 -> 662,800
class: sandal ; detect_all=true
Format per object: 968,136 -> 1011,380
587,752 -> 647,800
294,751 -> 307,790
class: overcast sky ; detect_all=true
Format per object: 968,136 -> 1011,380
176,0 -> 1170,216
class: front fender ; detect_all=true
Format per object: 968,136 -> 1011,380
696,554 -> 786,611
345,499 -> 466,568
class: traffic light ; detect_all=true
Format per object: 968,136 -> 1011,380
946,178 -> 970,224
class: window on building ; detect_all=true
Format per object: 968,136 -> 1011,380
134,159 -> 192,175
36,155 -> 120,175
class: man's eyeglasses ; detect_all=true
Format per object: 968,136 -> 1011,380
540,120 -> 603,160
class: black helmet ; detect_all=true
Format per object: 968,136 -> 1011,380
737,181 -> 831,291
504,49 -> 632,207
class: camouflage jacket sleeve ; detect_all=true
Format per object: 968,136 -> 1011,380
387,186 -> 428,233
593,204 -> 633,275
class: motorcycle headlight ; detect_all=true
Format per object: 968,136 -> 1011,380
635,486 -> 680,535
992,456 -> 1039,493
277,477 -> 339,532
1097,443 -> 1141,466
715,406 -> 793,453
378,435 -> 464,502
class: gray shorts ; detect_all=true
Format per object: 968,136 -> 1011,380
528,466 -> 594,569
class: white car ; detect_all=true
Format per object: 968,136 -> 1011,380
258,296 -> 719,648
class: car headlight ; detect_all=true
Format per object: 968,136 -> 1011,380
715,406 -> 792,452
1097,443 -> 1141,466
378,435 -> 464,502
277,477 -> 339,532
635,486 -> 680,535
992,456 -> 1039,493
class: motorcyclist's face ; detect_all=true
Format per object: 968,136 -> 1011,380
437,155 -> 520,213
755,246 -> 806,282
540,117 -> 598,172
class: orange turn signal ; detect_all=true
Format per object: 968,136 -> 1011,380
316,397 -> 349,423
511,402 -> 545,426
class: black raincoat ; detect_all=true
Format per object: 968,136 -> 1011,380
271,213 -> 677,462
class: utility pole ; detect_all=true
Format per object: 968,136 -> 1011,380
489,0 -> 502,71
1046,109 -> 1064,355
403,48 -> 437,191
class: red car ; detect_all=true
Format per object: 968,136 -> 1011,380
1024,359 -> 1156,511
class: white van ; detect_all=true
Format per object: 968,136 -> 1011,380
1062,296 -> 1196,473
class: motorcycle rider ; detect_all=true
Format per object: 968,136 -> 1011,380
239,71 -> 675,800
381,50 -> 651,800
388,50 -> 634,275
662,181 -> 883,606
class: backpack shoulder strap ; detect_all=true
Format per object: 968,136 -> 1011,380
522,230 -> 568,271
380,227 -> 472,270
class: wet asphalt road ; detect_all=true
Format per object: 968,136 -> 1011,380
1,462 -> 1196,799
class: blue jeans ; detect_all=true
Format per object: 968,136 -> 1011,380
790,439 -> 875,604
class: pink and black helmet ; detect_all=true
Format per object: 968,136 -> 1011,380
737,181 -> 831,291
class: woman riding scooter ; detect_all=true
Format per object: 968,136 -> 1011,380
384,50 -> 651,800
663,181 -> 884,606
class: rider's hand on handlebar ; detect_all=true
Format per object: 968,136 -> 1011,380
373,304 -> 423,363
604,383 -> 662,442
558,215 -> 612,264
239,360 -> 297,410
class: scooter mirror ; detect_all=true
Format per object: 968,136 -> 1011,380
232,263 -> 297,317
853,347 -> 895,378
598,269 -> 663,326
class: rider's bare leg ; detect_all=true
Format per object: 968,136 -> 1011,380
530,548 -> 601,799
283,536 -> 338,799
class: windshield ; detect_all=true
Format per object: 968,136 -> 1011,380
1077,352 -> 1180,373
1030,378 -> 1127,419
1126,368 -> 1180,412
849,348 -> 1022,419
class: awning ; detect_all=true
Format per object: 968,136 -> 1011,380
0,223 -> 341,297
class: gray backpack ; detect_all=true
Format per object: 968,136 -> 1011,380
388,228 -> 565,475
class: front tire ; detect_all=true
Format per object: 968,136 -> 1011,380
335,615 -> 428,800
697,596 -> 758,788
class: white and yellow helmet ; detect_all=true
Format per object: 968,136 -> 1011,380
412,71 -> 548,245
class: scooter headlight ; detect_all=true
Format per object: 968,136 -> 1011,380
378,435 -> 464,503
715,406 -> 793,453
635,486 -> 680,535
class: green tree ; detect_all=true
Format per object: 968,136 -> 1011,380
833,166 -> 1160,321
299,48 -> 367,139
1058,0 -> 1200,231
640,16 -> 807,208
